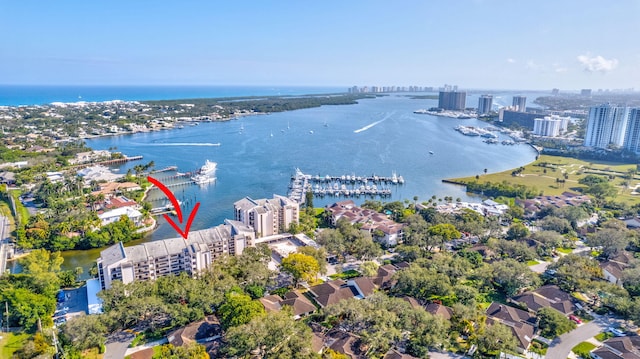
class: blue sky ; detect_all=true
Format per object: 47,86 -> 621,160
1,0 -> 638,90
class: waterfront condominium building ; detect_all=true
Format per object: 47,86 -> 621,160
233,194 -> 299,238
584,104 -> 630,149
533,115 -> 570,137
438,90 -> 467,110
97,220 -> 255,290
623,108 -> 640,154
512,96 -> 527,112
477,95 -> 493,115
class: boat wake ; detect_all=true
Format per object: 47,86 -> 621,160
353,112 -> 394,133
146,142 -> 221,146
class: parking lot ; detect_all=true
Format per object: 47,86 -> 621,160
57,286 -> 88,323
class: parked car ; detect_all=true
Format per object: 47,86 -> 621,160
569,315 -> 582,324
608,327 -> 626,337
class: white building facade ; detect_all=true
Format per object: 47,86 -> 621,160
533,117 -> 562,137
623,108 -> 640,154
584,104 -> 629,149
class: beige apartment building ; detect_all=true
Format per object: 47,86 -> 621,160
233,195 -> 299,238
97,220 -> 255,290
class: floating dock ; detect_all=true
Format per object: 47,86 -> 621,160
288,168 -> 404,203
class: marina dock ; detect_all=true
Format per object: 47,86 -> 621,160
288,168 -> 404,203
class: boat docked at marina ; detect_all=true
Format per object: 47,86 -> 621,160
198,160 -> 217,175
191,174 -> 216,185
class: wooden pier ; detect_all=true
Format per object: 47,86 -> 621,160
71,155 -> 144,169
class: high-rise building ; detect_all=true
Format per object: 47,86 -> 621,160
512,96 -> 527,112
477,95 -> 493,115
234,195 -> 300,237
533,116 -> 562,137
584,104 -> 630,149
581,89 -> 592,97
97,221 -> 256,290
623,108 -> 640,154
438,90 -> 466,110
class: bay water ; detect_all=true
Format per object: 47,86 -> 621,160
57,93 -> 537,273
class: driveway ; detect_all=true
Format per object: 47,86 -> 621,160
104,331 -> 135,359
428,351 -> 469,359
546,314 -> 620,358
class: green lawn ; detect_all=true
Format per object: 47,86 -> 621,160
556,247 -> 573,254
595,332 -> 614,342
446,154 -> 640,204
526,260 -> 539,266
328,269 -> 361,280
572,341 -> 596,357
1,332 -> 30,358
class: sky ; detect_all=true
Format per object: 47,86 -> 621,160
1,0 -> 639,90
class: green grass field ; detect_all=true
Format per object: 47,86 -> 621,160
447,154 -> 640,204
1,332 -> 30,358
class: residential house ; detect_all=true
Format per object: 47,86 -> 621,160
325,330 -> 365,359
307,278 -> 375,308
258,290 -> 317,319
93,181 -> 142,197
591,336 -> 640,359
518,192 -> 590,218
601,251 -> 635,286
485,302 -> 536,353
166,315 -> 221,347
103,196 -> 139,210
509,285 -> 575,315
98,206 -> 143,227
325,200 -> 404,247
0,171 -> 16,186
166,316 -> 221,357
425,303 -> 454,320
384,349 -> 419,359
373,264 -> 398,289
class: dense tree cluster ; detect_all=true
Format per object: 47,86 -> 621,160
315,218 -> 382,260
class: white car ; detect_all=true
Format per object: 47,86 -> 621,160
608,327 -> 626,337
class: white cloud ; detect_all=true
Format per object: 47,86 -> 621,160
506,58 -> 516,64
553,63 -> 567,73
525,60 -> 542,70
577,54 -> 618,72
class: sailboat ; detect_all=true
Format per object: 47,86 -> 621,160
270,131 -> 273,137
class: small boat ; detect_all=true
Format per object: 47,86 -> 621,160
270,132 -> 273,137
309,130 -> 314,134
191,174 -> 216,185
429,151 -> 434,155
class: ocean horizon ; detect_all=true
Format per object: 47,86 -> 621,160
0,85 -> 348,106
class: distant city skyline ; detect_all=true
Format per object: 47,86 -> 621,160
2,1 -> 638,90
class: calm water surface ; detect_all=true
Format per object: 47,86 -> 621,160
56,93 -> 537,273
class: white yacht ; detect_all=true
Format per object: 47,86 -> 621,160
192,174 -> 216,185
198,160 -> 217,175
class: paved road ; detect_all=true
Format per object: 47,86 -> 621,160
104,331 -> 135,359
124,337 -> 168,356
428,351 -> 469,359
0,216 -> 9,276
546,314 -> 619,359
